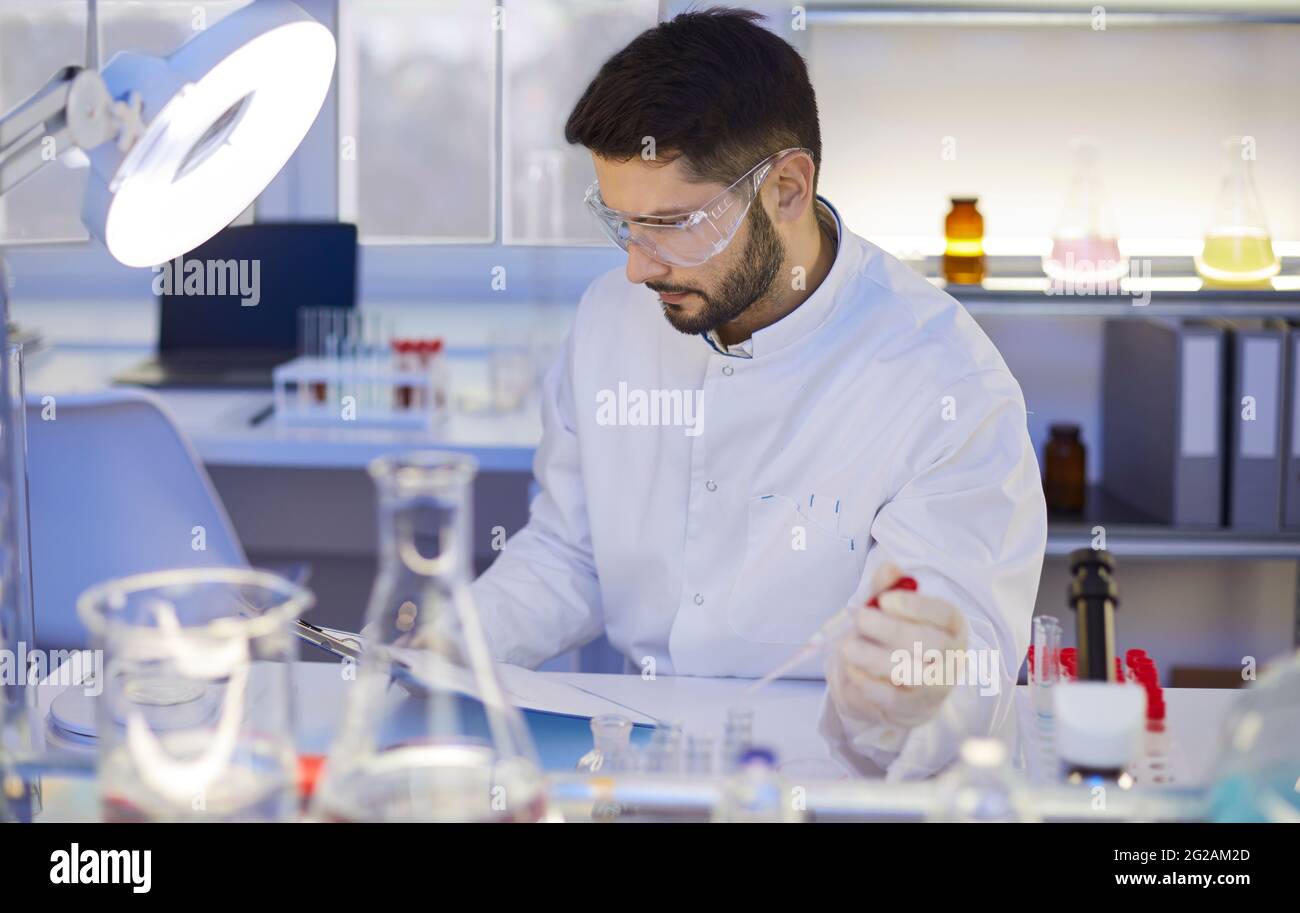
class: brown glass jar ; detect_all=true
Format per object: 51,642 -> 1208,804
943,197 -> 985,285
1044,423 -> 1086,512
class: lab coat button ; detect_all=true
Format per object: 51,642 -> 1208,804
722,364 -> 734,376
705,480 -> 717,492
694,593 -> 704,605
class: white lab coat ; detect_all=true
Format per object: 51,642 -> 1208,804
473,199 -> 1047,779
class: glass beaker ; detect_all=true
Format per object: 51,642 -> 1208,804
489,328 -> 537,414
576,714 -> 633,773
1044,139 -> 1126,285
76,567 -> 312,822
1195,136 -> 1281,288
312,451 -> 545,822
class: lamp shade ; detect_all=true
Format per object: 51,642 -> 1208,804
82,0 -> 335,267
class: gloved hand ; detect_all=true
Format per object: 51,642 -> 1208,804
826,563 -> 968,729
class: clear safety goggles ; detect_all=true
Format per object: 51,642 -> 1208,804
583,147 -> 810,268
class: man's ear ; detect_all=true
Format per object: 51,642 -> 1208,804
771,152 -> 816,225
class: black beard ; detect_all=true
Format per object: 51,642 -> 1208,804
650,202 -> 785,337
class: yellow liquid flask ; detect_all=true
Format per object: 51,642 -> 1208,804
1195,136 -> 1281,288
313,452 -> 546,822
1044,139 -> 1126,285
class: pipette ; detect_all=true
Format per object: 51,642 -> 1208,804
745,576 -> 918,696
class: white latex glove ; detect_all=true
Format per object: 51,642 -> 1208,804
826,563 -> 968,729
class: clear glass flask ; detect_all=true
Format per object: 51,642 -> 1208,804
1195,136 -> 1281,288
76,567 -> 312,822
1044,139 -> 1126,285
313,452 -> 546,822
576,714 -> 633,773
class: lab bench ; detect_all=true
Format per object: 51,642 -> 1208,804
22,661 -> 1238,823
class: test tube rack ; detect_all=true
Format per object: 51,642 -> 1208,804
1020,647 -> 1186,788
272,356 -> 447,429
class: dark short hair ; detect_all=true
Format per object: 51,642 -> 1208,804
564,7 -> 822,191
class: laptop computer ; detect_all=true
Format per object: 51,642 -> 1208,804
115,222 -> 358,389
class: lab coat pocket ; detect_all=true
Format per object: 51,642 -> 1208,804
725,494 -> 865,646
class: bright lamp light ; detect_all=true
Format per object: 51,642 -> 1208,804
85,1 -> 335,266
0,0 -> 335,267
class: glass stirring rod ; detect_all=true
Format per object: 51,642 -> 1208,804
745,576 -> 918,696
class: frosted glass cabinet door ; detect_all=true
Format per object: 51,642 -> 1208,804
502,0 -> 659,245
0,0 -> 248,245
338,0 -> 495,244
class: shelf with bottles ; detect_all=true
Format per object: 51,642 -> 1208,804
924,259 -> 1300,318
913,135 -> 1298,316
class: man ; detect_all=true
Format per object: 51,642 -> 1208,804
473,8 -> 1046,778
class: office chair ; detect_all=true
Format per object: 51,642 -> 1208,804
24,389 -> 247,650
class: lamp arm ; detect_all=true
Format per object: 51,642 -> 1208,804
0,65 -> 123,197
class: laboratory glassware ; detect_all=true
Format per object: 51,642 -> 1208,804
312,452 -> 546,823
942,198 -> 985,285
1208,650 -> 1300,822
1194,136 -> 1281,287
712,748 -> 802,823
645,720 -> 686,774
576,714 -> 634,774
685,734 -> 717,775
0,335 -> 36,823
721,707 -> 754,773
489,328 -> 537,414
1043,140 -> 1126,285
1043,424 -> 1085,512
1031,616 -> 1062,695
76,567 -> 312,822
931,738 -> 1036,822
1029,614 -> 1062,770
284,309 -> 449,428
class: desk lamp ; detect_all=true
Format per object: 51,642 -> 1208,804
0,0 -> 335,821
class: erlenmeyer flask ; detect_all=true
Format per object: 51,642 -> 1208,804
1044,139 -> 1126,284
1195,136 -> 1281,288
313,451 -> 546,822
